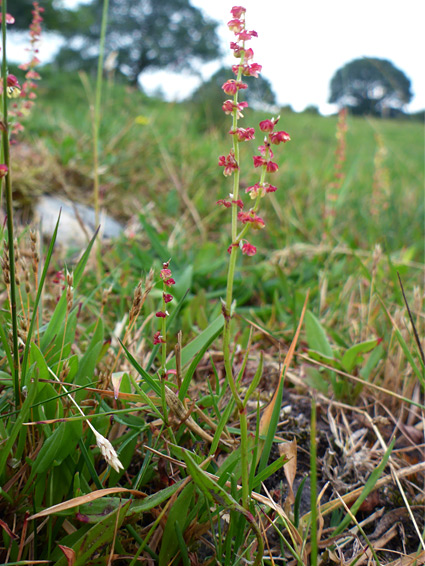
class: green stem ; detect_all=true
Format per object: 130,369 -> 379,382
93,0 -> 109,275
1,1 -> 20,407
310,396 -> 318,565
239,407 -> 249,509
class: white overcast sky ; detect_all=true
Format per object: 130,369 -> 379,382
8,0 -> 425,114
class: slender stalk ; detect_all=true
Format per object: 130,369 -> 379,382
309,396 -> 318,565
93,0 -> 109,276
1,1 -> 20,407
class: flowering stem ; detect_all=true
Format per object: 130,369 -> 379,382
93,0 -> 109,277
1,0 -> 20,407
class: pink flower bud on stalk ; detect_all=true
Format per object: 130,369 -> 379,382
0,2 -> 44,138
217,6 -> 290,258
219,7 -> 292,513
155,261 -> 176,373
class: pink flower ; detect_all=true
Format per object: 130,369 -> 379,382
228,18 -> 244,32
229,127 -> 255,142
163,293 -> 173,303
25,70 -> 41,80
7,75 -> 20,88
222,100 -> 248,118
232,199 -> 244,209
217,199 -> 232,208
238,211 -> 265,229
243,48 -> 254,61
156,311 -> 168,318
222,79 -> 248,95
0,13 -> 15,24
245,63 -> 262,77
231,6 -> 246,18
258,144 -> 273,157
242,242 -> 257,256
163,278 -> 175,286
0,165 -> 8,178
160,268 -> 172,280
245,183 -> 276,198
227,243 -> 239,254
253,155 -> 266,168
266,161 -> 279,173
218,150 -> 239,176
153,331 -> 165,344
237,30 -> 258,41
270,131 -> 291,144
246,183 -> 261,198
259,119 -> 275,132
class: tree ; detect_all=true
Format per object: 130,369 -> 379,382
54,0 -> 221,85
329,58 -> 413,117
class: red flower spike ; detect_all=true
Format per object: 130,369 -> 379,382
163,293 -> 173,303
156,311 -> 168,318
217,199 -> 232,208
164,278 -> 175,286
232,199 -> 244,209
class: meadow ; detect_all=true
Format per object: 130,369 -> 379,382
1,10 -> 424,565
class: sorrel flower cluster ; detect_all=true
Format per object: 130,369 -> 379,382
0,2 -> 43,138
153,261 -> 175,345
217,6 -> 290,257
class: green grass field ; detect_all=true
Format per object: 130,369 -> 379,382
1,66 -> 424,564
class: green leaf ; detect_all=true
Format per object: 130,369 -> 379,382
305,310 -> 333,358
257,375 -> 284,474
41,228 -> 99,352
21,212 -> 61,385
178,319 -> 224,401
28,420 -> 82,480
159,483 -> 194,566
394,328 -> 425,385
0,374 -> 39,481
53,500 -> 131,566
73,318 -> 104,403
252,453 -> 287,489
341,338 -> 380,373
130,479 -> 186,515
120,339 -> 161,395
